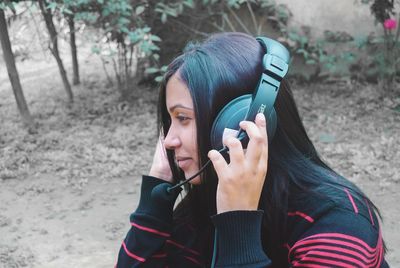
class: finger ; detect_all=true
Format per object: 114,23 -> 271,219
255,113 -> 268,139
223,136 -> 245,165
159,137 -> 168,158
154,135 -> 167,161
255,113 -> 269,162
239,119 -> 265,164
208,149 -> 228,178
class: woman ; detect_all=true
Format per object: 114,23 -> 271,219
116,32 -> 388,267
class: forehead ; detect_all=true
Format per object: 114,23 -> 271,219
165,73 -> 193,109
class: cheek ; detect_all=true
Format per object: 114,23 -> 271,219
189,125 -> 198,153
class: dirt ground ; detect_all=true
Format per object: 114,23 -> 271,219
0,50 -> 399,268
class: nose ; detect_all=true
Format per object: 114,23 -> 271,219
164,126 -> 181,150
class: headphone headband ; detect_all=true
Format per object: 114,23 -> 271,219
256,37 -> 290,77
241,37 -> 290,129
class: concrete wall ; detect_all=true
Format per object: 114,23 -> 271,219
277,0 -> 398,37
253,0 -> 399,78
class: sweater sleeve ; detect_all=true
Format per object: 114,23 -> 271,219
211,210 -> 272,268
287,207 -> 389,268
116,175 -> 181,268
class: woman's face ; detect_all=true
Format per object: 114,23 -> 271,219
164,73 -> 200,184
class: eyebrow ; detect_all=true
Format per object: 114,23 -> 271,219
169,104 -> 193,113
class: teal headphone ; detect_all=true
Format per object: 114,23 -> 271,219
210,37 -> 290,150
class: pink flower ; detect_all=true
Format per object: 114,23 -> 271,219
383,18 -> 397,30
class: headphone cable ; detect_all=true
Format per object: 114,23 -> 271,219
167,147 -> 228,193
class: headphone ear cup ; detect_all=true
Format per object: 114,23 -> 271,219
211,95 -> 278,150
210,94 -> 252,150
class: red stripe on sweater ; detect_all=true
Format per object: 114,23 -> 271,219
364,198 -> 375,226
287,211 -> 314,223
131,221 -> 171,237
292,236 -> 376,259
295,244 -> 383,268
377,239 -> 384,267
166,239 -> 201,256
294,244 -> 377,264
292,255 -> 358,267
344,188 -> 359,214
293,264 -> 332,268
372,230 -> 384,268
295,248 -> 380,267
290,232 -> 384,267
184,256 -> 203,266
122,241 -> 146,262
152,252 -> 167,258
291,233 -> 379,254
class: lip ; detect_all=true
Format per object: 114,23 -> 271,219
176,157 -> 192,169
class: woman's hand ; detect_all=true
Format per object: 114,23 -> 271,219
208,113 -> 268,214
149,134 -> 174,183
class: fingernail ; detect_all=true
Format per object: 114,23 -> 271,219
208,150 -> 216,159
257,113 -> 265,123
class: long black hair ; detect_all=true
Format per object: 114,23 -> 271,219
157,32 -> 381,265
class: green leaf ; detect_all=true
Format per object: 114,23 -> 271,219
288,32 -> 300,41
155,76 -> 163,83
91,46 -> 101,54
161,13 -> 167,23
47,2 -> 58,12
135,5 -> 145,15
183,0 -> 195,8
296,48 -> 308,56
149,44 -> 160,51
120,26 -> 130,33
145,67 -> 160,74
118,17 -> 130,26
142,26 -> 151,33
150,35 -> 162,42
177,3 -> 184,13
102,8 -> 110,17
62,7 -> 74,15
128,32 -> 141,43
165,8 -> 178,17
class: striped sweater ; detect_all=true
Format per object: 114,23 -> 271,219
116,176 -> 389,267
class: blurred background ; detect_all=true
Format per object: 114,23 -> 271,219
0,0 -> 399,267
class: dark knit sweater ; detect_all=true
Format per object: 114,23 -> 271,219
116,175 -> 389,267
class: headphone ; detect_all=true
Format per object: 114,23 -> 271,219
157,36 -> 290,194
210,36 -> 290,150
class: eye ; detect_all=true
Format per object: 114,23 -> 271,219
177,114 -> 190,122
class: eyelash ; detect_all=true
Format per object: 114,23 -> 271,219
176,114 -> 190,122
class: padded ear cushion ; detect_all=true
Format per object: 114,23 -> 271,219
211,95 -> 251,150
210,94 -> 277,150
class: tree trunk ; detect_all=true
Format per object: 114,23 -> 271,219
0,9 -> 35,129
67,14 -> 79,85
38,0 -> 73,103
